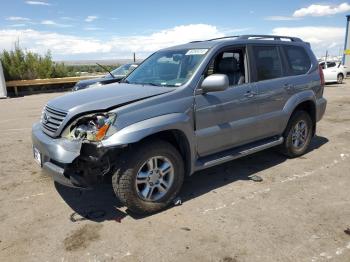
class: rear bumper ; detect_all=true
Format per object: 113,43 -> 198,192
32,123 -> 90,189
316,97 -> 327,122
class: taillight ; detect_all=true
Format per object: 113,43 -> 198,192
319,64 -> 325,87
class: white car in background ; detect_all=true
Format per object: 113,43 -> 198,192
319,61 -> 346,84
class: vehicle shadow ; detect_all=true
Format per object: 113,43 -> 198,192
55,135 -> 328,222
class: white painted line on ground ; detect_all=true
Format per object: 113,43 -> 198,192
200,153 -> 350,215
15,192 -> 46,201
0,128 -> 31,132
311,241 -> 350,261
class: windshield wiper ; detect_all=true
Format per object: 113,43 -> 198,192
142,83 -> 161,86
96,63 -> 115,79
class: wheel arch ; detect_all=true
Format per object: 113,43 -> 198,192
137,129 -> 192,176
285,99 -> 316,136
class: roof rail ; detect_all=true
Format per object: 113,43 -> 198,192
237,35 -> 303,42
189,34 -> 303,43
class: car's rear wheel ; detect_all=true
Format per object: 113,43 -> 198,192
112,140 -> 184,214
280,110 -> 313,158
337,73 -> 344,84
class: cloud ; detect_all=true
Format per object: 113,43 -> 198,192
293,2 -> 350,17
84,27 -> 103,31
108,24 -> 224,57
25,1 -> 51,6
6,16 -> 31,21
0,24 -> 226,59
41,20 -> 72,27
0,29 -> 111,56
85,16 -> 98,22
272,26 -> 345,56
9,24 -> 27,27
264,16 -> 300,21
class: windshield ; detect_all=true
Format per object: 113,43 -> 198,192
110,64 -> 137,77
125,49 -> 208,87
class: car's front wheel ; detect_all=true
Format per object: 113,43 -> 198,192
112,140 -> 184,214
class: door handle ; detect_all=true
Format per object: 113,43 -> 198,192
284,84 -> 294,91
244,90 -> 257,98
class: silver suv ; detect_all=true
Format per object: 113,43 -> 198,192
32,35 -> 327,214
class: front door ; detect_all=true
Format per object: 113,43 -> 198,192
195,48 -> 259,157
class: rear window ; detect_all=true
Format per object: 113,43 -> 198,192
253,46 -> 283,81
284,46 -> 311,75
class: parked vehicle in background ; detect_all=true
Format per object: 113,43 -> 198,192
319,61 -> 346,84
32,35 -> 327,214
72,63 -> 138,91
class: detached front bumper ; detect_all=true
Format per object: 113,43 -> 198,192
32,123 -> 106,189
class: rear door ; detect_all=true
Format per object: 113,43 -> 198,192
249,45 -> 296,139
323,62 -> 338,82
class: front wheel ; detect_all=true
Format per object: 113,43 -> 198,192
280,111 -> 313,158
112,140 -> 184,214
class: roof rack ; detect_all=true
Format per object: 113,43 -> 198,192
189,34 -> 303,43
237,35 -> 303,42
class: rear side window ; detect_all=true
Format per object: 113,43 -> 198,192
253,46 -> 283,81
285,46 -> 311,75
326,62 -> 336,68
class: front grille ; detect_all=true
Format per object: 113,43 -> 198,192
41,105 -> 67,136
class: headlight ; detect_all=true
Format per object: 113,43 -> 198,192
63,113 -> 116,142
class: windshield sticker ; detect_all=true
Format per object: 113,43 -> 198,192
185,49 -> 208,55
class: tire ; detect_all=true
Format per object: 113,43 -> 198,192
280,110 -> 313,158
112,139 -> 184,214
337,73 -> 344,84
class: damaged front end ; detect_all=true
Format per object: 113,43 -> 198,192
32,112 -> 123,189
61,113 -> 120,188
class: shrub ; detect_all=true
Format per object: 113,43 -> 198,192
0,44 -> 70,81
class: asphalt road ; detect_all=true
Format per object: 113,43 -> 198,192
0,82 -> 349,262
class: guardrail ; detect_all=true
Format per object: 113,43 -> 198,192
5,75 -> 101,96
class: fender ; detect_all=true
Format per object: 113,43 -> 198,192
101,113 -> 195,149
281,90 -> 316,128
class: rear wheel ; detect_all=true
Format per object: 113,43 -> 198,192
112,140 -> 184,214
280,111 -> 313,158
337,73 -> 344,84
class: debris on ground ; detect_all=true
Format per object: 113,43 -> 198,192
249,174 -> 263,182
344,228 -> 350,235
173,197 -> 182,206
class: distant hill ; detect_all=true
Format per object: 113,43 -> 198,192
55,59 -> 143,66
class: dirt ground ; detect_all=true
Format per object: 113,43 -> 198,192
0,81 -> 349,262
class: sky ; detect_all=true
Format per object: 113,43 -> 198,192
0,0 -> 349,61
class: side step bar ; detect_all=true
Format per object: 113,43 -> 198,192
196,136 -> 284,170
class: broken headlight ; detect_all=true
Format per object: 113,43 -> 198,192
63,113 -> 116,142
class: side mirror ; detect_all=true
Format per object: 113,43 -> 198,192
201,74 -> 229,93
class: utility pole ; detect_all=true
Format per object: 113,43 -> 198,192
0,61 -> 7,98
343,15 -> 350,66
133,52 -> 136,63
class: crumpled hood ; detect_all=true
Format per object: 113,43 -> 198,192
47,83 -> 173,113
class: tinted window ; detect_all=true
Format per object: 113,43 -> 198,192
326,62 -> 336,68
285,46 -> 311,75
253,46 -> 282,81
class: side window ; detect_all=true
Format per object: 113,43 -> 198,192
253,46 -> 283,81
204,49 -> 246,86
326,62 -> 336,68
284,46 -> 311,75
